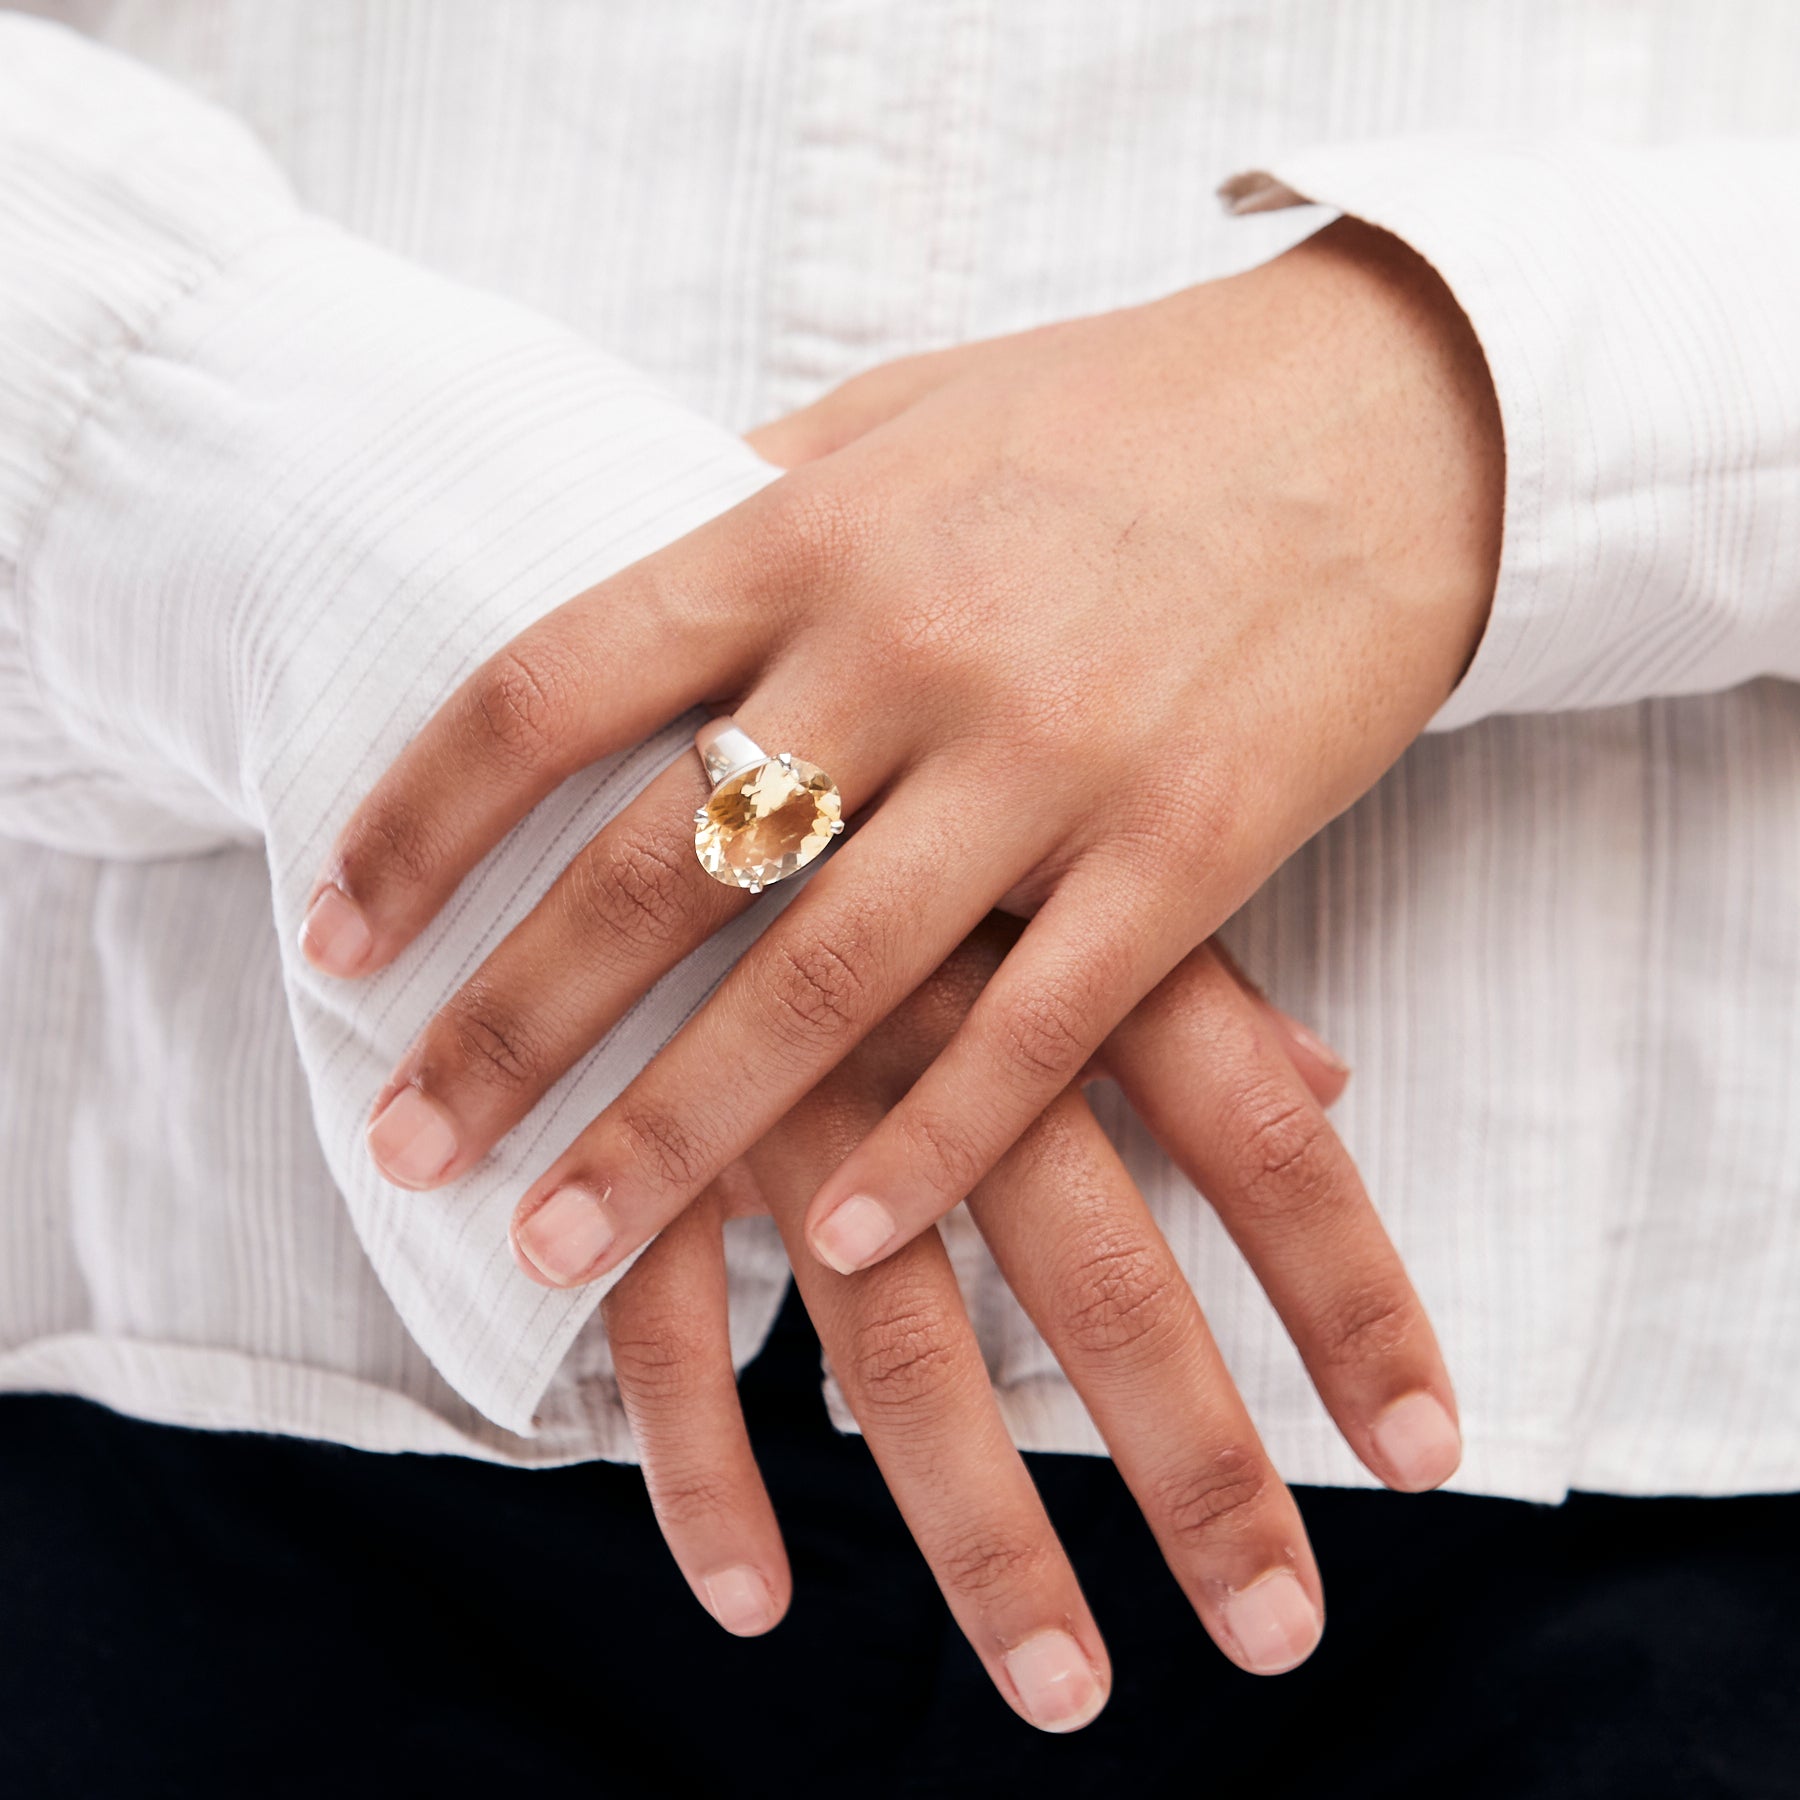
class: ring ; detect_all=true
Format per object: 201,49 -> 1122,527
692,716 -> 845,894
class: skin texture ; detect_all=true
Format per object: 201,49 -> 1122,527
297,217 -> 1503,1725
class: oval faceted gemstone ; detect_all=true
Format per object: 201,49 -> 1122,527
694,756 -> 842,890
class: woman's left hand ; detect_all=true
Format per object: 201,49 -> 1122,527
595,917 -> 1457,1732
303,215 -> 1502,1286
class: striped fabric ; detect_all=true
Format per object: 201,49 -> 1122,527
0,2 -> 1796,1500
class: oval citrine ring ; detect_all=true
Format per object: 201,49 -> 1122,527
692,716 -> 845,894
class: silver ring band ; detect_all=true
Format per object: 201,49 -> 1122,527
695,717 -> 771,788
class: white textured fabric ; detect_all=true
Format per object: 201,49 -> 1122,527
1,3 -> 1796,1500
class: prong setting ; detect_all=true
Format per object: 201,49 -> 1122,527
693,722 -> 843,894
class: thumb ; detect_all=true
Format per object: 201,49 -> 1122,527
745,341 -> 982,468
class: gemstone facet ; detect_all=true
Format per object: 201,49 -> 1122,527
694,756 -> 843,890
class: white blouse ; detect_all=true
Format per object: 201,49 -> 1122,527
1,1 -> 1796,1503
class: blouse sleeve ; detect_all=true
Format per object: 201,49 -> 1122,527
0,15 -> 784,1435
1220,134 -> 1800,731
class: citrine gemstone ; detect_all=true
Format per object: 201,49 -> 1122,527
694,756 -> 843,891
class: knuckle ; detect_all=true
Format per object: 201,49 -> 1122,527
341,795 -> 446,894
1058,1238 -> 1181,1361
466,641 -> 578,777
893,1106 -> 988,1208
1315,1283 -> 1422,1373
1103,757 -> 1244,885
436,981 -> 550,1095
865,583 -> 984,690
1153,1444 -> 1275,1554
997,978 -> 1094,1089
1161,750 -> 1245,865
844,1298 -> 962,1418
643,1464 -> 739,1533
758,935 -> 870,1048
565,825 -> 703,954
606,1319 -> 706,1404
758,476 -> 878,587
614,1103 -> 712,1197
1223,1082 -> 1337,1220
932,1527 -> 1051,1601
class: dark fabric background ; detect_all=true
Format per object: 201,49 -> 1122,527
2,1285 -> 1794,1799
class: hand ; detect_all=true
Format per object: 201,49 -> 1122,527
597,919 -> 1458,1732
302,215 -> 1501,1291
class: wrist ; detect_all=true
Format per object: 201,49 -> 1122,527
1181,216 -> 1504,706
1283,216 -> 1504,684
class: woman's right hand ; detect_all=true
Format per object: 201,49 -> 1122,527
595,919 -> 1459,1733
314,222 -> 1501,1311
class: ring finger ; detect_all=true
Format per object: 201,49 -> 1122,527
362,692 -> 922,1190
504,759 -> 1044,1285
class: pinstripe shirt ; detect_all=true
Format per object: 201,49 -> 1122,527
1,1 -> 1796,1500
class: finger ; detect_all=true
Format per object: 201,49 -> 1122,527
805,862 -> 1182,1274
746,345 -> 983,467
599,1188 -> 791,1636
749,1094 -> 1111,1733
363,687 -> 908,1190
1249,1000 -> 1350,1108
1107,944 -> 1462,1494
507,769 -> 1043,1288
972,1091 -> 1325,1676
745,319 -> 1087,469
299,481 -> 806,980
365,754 -> 739,1188
1209,939 -> 1350,1109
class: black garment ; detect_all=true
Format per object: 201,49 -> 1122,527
2,1285 -> 1794,1800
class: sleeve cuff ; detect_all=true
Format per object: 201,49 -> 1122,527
21,127 -> 783,1437
1220,135 -> 1800,730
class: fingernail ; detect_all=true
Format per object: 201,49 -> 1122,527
701,1566 -> 777,1637
1222,1571 -> 1322,1675
366,1087 -> 459,1188
1002,1630 -> 1106,1733
811,1194 -> 897,1275
514,1184 -> 616,1287
299,885 -> 372,976
1272,1010 -> 1350,1077
1371,1390 -> 1462,1492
